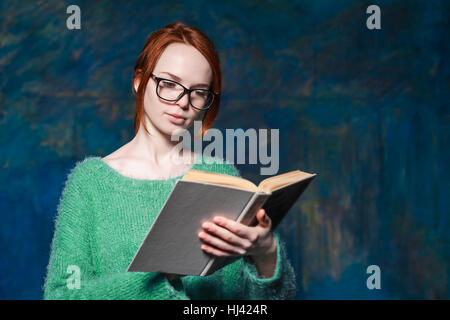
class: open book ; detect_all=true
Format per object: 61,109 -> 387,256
127,168 -> 317,276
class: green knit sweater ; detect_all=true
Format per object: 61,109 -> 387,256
42,155 -> 297,300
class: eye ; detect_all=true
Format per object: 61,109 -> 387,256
160,80 -> 178,89
193,90 -> 208,97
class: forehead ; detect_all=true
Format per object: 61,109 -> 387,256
154,43 -> 213,83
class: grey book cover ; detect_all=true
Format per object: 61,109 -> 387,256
127,174 -> 316,276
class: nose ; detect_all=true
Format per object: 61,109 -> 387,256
176,91 -> 190,109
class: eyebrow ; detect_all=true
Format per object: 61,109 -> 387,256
159,72 -> 210,89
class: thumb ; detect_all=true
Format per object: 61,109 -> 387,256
257,209 -> 271,228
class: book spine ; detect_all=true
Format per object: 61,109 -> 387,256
237,192 -> 271,227
200,192 -> 271,276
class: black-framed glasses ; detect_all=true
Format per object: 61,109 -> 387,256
150,73 -> 216,110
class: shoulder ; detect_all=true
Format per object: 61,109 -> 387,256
63,156 -> 102,189
196,155 -> 241,178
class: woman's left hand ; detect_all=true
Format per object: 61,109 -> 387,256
198,208 -> 277,258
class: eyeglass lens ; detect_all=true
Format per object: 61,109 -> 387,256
157,79 -> 213,109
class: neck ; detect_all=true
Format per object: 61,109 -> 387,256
129,121 -> 193,167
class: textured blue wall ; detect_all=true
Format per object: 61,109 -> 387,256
0,0 -> 449,299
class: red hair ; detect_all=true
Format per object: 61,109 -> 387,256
132,22 -> 222,138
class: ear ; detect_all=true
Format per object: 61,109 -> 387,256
133,69 -> 143,93
133,76 -> 141,93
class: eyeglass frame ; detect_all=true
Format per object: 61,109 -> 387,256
150,73 -> 217,111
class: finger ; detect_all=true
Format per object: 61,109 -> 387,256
202,221 -> 250,248
212,216 -> 255,241
198,231 -> 246,255
201,243 -> 237,257
257,209 -> 272,229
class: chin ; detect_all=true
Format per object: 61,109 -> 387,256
161,124 -> 190,138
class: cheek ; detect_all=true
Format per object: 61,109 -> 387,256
192,111 -> 205,121
185,112 -> 204,126
143,91 -> 163,114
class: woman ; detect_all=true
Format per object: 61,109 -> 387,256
43,22 -> 296,300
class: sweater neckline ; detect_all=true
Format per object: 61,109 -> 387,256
90,154 -> 201,186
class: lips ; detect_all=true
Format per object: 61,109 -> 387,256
166,113 -> 186,119
165,113 -> 186,124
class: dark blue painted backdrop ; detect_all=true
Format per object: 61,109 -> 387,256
0,0 -> 448,299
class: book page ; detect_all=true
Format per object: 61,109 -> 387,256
182,169 -> 258,191
258,170 -> 316,192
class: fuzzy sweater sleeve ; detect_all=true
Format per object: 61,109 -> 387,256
42,164 -> 189,300
182,162 -> 297,300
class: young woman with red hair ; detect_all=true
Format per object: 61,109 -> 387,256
43,22 -> 296,300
